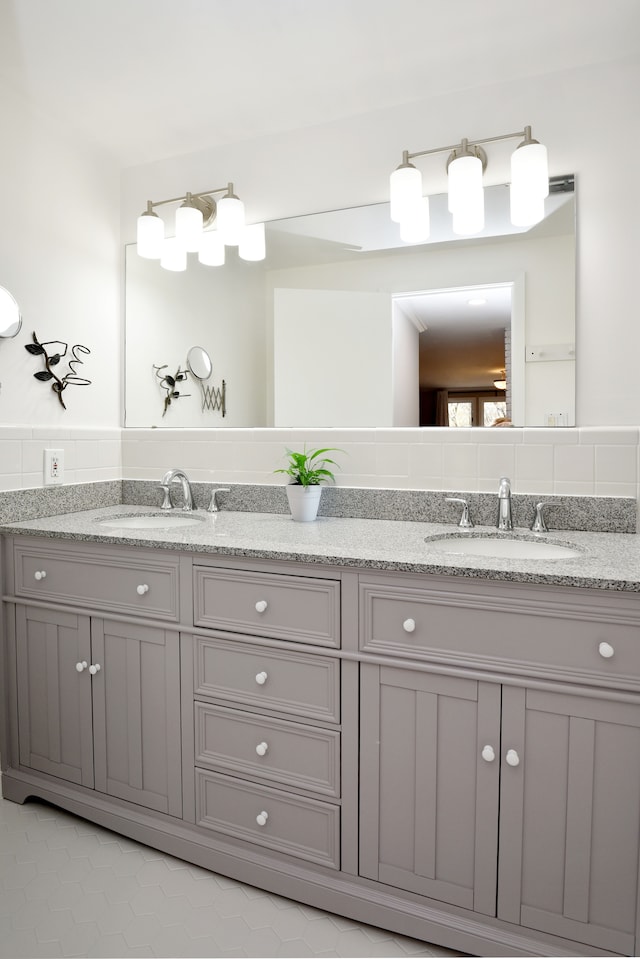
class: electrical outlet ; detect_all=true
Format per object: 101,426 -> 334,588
44,448 -> 64,485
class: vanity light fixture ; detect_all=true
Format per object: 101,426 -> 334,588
136,182 -> 266,269
389,125 -> 549,240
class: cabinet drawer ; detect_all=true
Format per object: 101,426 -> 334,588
195,769 -> 340,869
360,579 -> 640,687
194,637 -> 340,723
195,703 -> 340,797
194,567 -> 340,647
13,541 -> 180,622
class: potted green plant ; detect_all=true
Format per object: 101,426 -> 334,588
274,446 -> 342,522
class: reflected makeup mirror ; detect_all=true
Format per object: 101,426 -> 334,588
0,286 -> 22,338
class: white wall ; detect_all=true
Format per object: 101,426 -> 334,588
0,77 -> 121,429
121,57 -> 640,427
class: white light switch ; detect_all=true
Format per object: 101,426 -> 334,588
44,449 -> 64,485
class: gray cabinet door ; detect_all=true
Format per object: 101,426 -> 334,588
498,685 -> 640,956
360,663 -> 500,914
91,619 -> 182,817
15,604 -> 94,787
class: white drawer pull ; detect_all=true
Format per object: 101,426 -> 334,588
506,749 -> 520,767
34,570 -> 47,581
256,811 -> 269,827
89,663 -> 101,675
75,661 -> 88,673
598,641 -> 615,659
137,584 -> 149,595
402,618 -> 416,633
255,742 -> 269,757
255,671 -> 268,685
255,600 -> 268,613
481,745 -> 495,762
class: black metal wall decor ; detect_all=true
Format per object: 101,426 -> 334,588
25,332 -> 91,409
153,364 -> 191,416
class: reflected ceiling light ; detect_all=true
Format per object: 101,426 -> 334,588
468,297 -> 487,306
493,371 -> 507,390
389,125 -> 550,241
160,237 -> 187,272
398,197 -> 430,243
198,231 -> 225,267
390,154 -> 423,224
136,181 -> 264,269
136,202 -> 164,259
239,222 -> 266,261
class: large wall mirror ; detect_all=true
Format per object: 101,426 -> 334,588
125,178 -> 575,428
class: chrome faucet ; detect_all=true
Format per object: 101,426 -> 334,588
159,469 -> 194,511
496,476 -> 513,530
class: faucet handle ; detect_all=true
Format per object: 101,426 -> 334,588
208,487 -> 231,513
445,497 -> 474,529
158,485 -> 172,510
531,501 -> 549,533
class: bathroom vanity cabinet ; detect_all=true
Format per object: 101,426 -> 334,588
2,533 -> 640,958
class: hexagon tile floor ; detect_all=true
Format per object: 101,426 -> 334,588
0,789 -> 465,958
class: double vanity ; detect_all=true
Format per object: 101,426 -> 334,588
2,493 -> 640,957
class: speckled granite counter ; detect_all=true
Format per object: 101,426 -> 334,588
2,505 -> 640,591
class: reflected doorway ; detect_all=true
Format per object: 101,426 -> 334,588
394,283 -> 512,427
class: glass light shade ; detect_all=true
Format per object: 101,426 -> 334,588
175,204 -> 203,252
510,186 -> 545,227
198,231 -> 225,266
390,165 -> 423,223
160,237 -> 187,272
137,212 -> 164,259
217,194 -> 245,245
448,153 -> 484,213
451,193 -> 484,235
238,222 -> 266,261
399,198 -> 430,243
511,141 -> 549,199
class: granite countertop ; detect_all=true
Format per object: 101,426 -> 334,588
2,505 -> 640,591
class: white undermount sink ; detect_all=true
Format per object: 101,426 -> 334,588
98,512 -> 207,530
426,535 -> 581,560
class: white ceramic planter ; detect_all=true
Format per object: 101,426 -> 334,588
285,484 -> 322,522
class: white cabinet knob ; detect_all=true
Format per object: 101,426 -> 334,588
136,584 -> 149,595
506,748 -> 520,767
34,570 -> 47,581
255,671 -> 268,685
255,742 -> 269,757
402,618 -> 416,633
598,641 -> 615,659
256,811 -> 269,827
255,600 -> 268,613
75,661 -> 88,673
481,745 -> 495,762
89,663 -> 101,675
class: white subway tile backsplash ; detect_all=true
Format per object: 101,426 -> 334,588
477,444 -> 516,479
443,444 -> 477,478
515,444 -> 555,482
554,445 -> 595,484
0,426 -> 637,505
595,445 -> 638,485
375,443 -> 410,476
523,428 -> 579,445
579,427 -> 640,445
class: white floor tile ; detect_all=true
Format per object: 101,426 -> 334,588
0,795 -> 465,958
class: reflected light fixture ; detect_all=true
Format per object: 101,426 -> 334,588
493,371 -> 507,391
136,182 -> 266,270
389,125 -> 549,242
